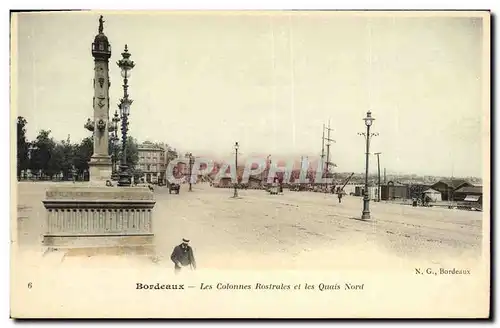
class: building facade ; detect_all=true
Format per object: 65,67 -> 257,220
137,142 -> 166,184
380,181 -> 408,200
431,179 -> 473,201
454,185 -> 483,202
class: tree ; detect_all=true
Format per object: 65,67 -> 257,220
116,136 -> 140,181
57,135 -> 75,180
73,137 -> 93,176
132,168 -> 145,182
17,116 -> 30,180
46,142 -> 63,179
166,147 -> 178,161
30,130 -> 56,179
123,136 -> 139,170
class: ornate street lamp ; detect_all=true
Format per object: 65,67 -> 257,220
111,110 -> 121,180
233,142 -> 239,198
116,44 -> 135,187
357,111 -> 379,220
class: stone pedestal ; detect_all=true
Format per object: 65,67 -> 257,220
42,185 -> 155,257
89,155 -> 112,183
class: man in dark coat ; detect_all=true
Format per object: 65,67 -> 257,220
170,238 -> 196,273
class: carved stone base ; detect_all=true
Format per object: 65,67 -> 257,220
89,155 -> 112,182
42,186 -> 156,257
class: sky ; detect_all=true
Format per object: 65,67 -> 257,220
14,11 -> 488,177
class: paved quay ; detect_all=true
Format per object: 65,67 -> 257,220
14,181 -> 484,270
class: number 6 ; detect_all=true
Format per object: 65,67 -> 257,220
28,282 -> 32,289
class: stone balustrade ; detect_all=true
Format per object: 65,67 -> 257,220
41,185 -> 156,252
45,208 -> 153,236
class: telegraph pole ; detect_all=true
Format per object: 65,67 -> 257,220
233,142 -> 239,198
320,124 -> 325,168
320,124 -> 325,189
375,152 -> 382,202
384,167 -> 386,184
324,120 -> 335,192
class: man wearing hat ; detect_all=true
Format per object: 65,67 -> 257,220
170,238 -> 197,273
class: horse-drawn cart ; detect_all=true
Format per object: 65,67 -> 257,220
168,183 -> 180,194
269,185 -> 279,195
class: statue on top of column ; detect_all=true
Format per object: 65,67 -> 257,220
98,15 -> 104,34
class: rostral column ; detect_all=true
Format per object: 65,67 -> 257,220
85,15 -> 114,182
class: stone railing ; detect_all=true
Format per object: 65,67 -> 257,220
41,186 -> 156,249
45,208 -> 153,236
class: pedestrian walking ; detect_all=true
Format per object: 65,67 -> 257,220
170,238 -> 196,274
338,191 -> 343,204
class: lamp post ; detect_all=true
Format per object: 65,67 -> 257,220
187,152 -> 194,192
357,111 -> 378,220
233,142 -> 239,198
117,44 -> 135,187
111,110 -> 121,180
374,152 -> 382,202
